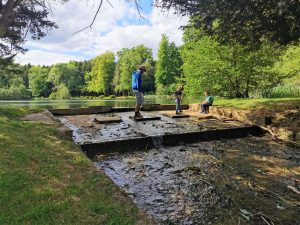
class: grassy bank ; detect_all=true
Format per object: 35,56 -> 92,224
213,97 -> 300,110
0,107 -> 152,225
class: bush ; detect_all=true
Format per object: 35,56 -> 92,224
49,84 -> 70,100
0,85 -> 31,100
269,84 -> 300,98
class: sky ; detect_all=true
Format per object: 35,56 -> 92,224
16,0 -> 188,66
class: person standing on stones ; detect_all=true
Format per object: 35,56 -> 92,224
172,86 -> 184,114
132,65 -> 146,119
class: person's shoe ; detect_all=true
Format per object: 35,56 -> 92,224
133,112 -> 139,119
137,112 -> 143,117
134,112 -> 143,119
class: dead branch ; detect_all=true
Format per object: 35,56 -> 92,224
73,0 -> 144,35
73,0 -> 103,35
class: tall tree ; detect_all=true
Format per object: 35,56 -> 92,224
156,0 -> 300,45
114,45 -> 154,95
274,42 -> 300,84
0,0 -> 68,56
48,63 -> 82,97
155,34 -> 182,94
85,52 -> 115,96
0,58 -> 30,99
181,30 -> 282,98
28,65 -> 51,97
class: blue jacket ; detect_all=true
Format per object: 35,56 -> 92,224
132,70 -> 142,92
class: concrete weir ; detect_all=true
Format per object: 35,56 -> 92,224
49,104 -> 264,157
47,105 -> 299,225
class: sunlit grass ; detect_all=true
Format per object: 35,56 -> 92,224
214,97 -> 300,109
0,107 -> 152,225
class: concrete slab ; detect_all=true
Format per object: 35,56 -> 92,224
82,125 -> 264,156
49,106 -> 112,116
55,111 -> 265,155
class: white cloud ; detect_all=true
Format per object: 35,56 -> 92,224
17,0 -> 188,65
16,50 -> 84,66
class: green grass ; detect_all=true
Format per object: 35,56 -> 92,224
269,84 -> 300,98
0,107 -> 152,225
214,97 -> 300,110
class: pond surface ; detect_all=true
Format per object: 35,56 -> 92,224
0,96 -> 197,109
0,96 -> 183,109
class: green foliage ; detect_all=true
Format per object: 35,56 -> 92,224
269,84 -> 300,98
213,97 -> 300,110
268,42 -> 300,98
48,63 -> 83,96
274,42 -> 300,85
158,0 -> 300,45
49,83 -> 70,100
114,45 -> 154,95
181,30 -> 282,98
28,66 -> 51,97
0,1 -> 59,56
0,58 -> 31,100
155,34 -> 183,95
85,52 -> 115,96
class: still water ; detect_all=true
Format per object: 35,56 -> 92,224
0,96 -> 191,109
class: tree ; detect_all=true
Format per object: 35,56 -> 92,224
48,63 -> 82,97
274,42 -> 300,84
49,83 -> 70,99
156,0 -> 300,45
0,57 -> 30,99
28,65 -> 51,97
155,34 -> 183,94
114,45 -> 154,95
68,60 -> 89,95
181,30 -> 281,98
0,0 -> 67,56
85,52 -> 115,96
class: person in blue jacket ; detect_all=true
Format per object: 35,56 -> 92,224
132,65 -> 146,119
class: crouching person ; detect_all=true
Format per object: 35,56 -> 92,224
200,91 -> 213,114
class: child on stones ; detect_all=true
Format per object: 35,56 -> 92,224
200,90 -> 213,114
172,86 -> 184,114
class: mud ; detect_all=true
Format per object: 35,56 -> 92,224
95,136 -> 300,225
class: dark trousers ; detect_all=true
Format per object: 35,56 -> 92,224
201,103 -> 211,113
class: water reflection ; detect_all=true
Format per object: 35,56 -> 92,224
0,96 -> 184,109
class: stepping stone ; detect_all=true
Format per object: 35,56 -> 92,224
129,116 -> 161,121
162,113 -> 190,118
91,116 -> 122,124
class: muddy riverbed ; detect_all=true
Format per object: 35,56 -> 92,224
95,136 -> 300,225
